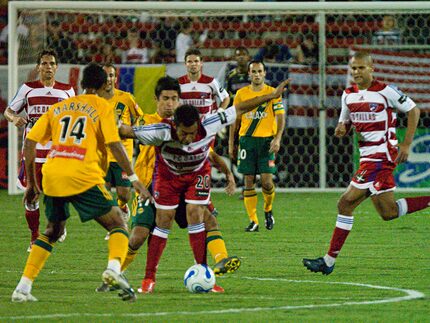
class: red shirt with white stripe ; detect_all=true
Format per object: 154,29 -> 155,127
339,80 -> 416,163
9,80 -> 75,163
178,74 -> 229,117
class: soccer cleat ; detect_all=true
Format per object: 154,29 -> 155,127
104,232 -> 110,240
264,211 -> 275,230
95,282 -> 120,292
58,227 -> 67,243
245,221 -> 259,232
27,243 -> 33,253
11,290 -> 38,302
102,269 -> 136,302
211,284 -> 225,293
120,204 -> 131,223
303,257 -> 335,275
138,278 -> 155,294
213,256 -> 241,276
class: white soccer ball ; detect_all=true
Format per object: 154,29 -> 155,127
184,264 -> 216,293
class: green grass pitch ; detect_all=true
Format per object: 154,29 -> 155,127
0,190 -> 429,322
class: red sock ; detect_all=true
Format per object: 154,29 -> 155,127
144,228 -> 168,280
327,215 -> 354,258
25,209 -> 40,242
405,196 -> 430,214
188,223 -> 207,264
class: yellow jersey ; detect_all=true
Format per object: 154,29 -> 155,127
26,94 -> 120,196
106,89 -> 143,161
233,84 -> 284,137
134,112 -> 162,187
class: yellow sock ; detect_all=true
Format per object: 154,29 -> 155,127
23,234 -> 54,281
244,188 -> 258,224
108,228 -> 129,264
117,199 -> 127,208
262,185 -> 275,212
206,230 -> 228,263
121,246 -> 139,272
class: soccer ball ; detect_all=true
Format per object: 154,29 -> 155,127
183,264 -> 215,293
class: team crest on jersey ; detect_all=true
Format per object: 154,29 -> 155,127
369,103 -> 378,112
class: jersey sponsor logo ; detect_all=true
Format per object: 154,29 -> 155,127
48,145 -> 87,161
245,110 -> 268,120
350,112 -> 376,122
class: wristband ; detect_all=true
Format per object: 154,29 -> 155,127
128,174 -> 138,182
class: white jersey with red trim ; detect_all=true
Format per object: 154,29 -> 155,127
178,74 -> 229,117
339,80 -> 415,163
132,107 -> 237,175
9,80 -> 75,163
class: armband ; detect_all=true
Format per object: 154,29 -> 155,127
128,174 -> 138,182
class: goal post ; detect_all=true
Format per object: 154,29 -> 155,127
7,1 -> 430,194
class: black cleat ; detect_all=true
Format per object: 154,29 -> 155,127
245,221 -> 259,232
213,256 -> 241,276
303,257 -> 334,275
264,211 -> 275,230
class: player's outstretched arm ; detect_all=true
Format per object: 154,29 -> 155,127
108,141 -> 152,201
22,138 -> 41,207
118,124 -> 137,139
209,150 -> 236,196
396,106 -> 420,163
235,79 -> 290,116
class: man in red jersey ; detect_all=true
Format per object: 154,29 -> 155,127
4,49 -> 75,250
303,51 -> 430,275
119,79 -> 289,293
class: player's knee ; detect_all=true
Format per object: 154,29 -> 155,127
203,213 -> 219,230
43,225 -> 64,242
378,209 -> 398,221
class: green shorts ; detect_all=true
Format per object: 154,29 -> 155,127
131,191 -> 155,230
44,184 -> 117,223
105,162 -> 131,187
237,136 -> 276,175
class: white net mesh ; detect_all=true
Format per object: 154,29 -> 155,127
5,3 -> 430,191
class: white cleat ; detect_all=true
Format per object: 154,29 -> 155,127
58,227 -> 67,243
104,232 -> 110,240
11,290 -> 38,302
102,269 -> 136,302
120,204 -> 131,224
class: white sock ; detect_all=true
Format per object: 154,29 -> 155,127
16,276 -> 33,294
323,254 -> 336,267
107,259 -> 121,274
396,198 -> 408,217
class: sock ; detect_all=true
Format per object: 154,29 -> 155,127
327,214 -> 354,259
262,185 -> 275,212
121,246 -> 139,272
16,276 -> 33,294
244,188 -> 258,224
117,199 -> 127,208
206,230 -> 228,263
397,196 -> 430,217
108,227 -> 129,266
22,234 -> 54,281
188,223 -> 207,265
107,259 -> 121,274
25,202 -> 40,242
145,227 -> 169,280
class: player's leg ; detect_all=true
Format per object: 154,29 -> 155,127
12,196 -> 69,302
243,175 -> 258,231
186,203 -> 207,265
111,162 -> 132,224
303,185 -> 368,275
372,191 -> 430,220
261,173 -> 275,230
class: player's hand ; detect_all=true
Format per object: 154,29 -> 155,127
269,137 -> 281,154
335,123 -> 347,138
396,142 -> 410,164
132,180 -> 153,203
13,116 -> 27,128
23,185 -> 41,207
225,173 -> 236,196
228,145 -> 237,161
272,79 -> 291,98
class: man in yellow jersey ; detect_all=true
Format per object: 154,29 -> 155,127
11,63 -> 150,303
95,76 -> 241,294
101,64 -> 143,234
229,60 -> 285,232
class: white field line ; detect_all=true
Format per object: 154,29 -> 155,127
1,278 -> 424,320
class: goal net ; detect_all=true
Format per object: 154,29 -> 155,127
5,1 -> 430,193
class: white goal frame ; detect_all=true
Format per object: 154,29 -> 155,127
7,1 -> 430,194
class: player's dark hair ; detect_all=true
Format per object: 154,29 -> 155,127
248,60 -> 266,72
81,63 -> 107,91
184,48 -> 202,62
235,46 -> 249,55
155,76 -> 181,99
37,48 -> 58,65
174,104 -> 199,127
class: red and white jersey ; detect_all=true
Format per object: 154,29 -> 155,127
339,80 -> 415,163
133,107 -> 237,175
9,80 -> 75,163
178,74 -> 229,117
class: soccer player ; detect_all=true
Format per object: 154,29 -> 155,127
303,51 -> 430,275
228,60 -> 286,232
11,63 -> 150,303
3,48 -> 75,250
101,64 -> 143,238
119,79 -> 289,293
